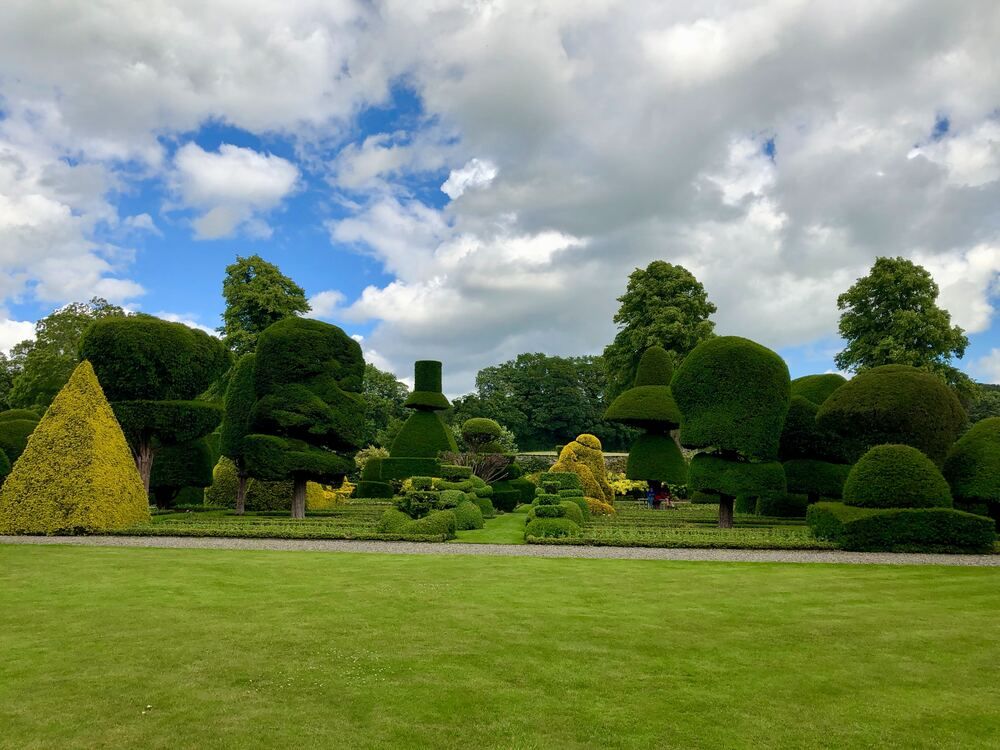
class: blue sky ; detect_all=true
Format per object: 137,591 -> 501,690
1,1 -> 999,394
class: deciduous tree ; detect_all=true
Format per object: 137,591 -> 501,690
218,254 -> 310,354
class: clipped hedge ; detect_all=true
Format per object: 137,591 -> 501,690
756,493 -> 810,518
0,361 -> 149,534
377,508 -> 457,539
440,464 -> 473,480
688,453 -> 786,500
843,444 -> 952,509
354,480 -> 393,498
626,432 -> 687,484
807,502 -> 995,553
454,500 -> 485,530
472,494 -> 495,519
944,417 -> 1000,504
783,459 -> 850,500
390,410 -> 457,458
816,365 -> 965,465
673,336 -> 791,460
790,373 -> 846,405
378,456 -> 441,480
0,418 -> 38,465
525,517 -> 580,539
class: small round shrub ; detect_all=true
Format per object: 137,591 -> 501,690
525,517 -> 580,539
473,495 -> 495,519
534,493 -> 561,506
565,495 -> 590,520
560,499 -> 585,525
377,508 -> 410,533
816,365 -> 965,465
453,500 -> 485,530
625,432 -> 687,484
440,464 -> 473,480
672,336 -> 791,460
790,374 -> 847,405
843,444 -> 953,509
461,418 -> 503,451
533,504 -> 566,519
944,417 -> 1000,503
438,489 -> 468,508
407,509 -> 457,538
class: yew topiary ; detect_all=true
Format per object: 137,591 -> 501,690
944,418 -> 1000,511
149,438 -> 214,508
553,434 -> 614,503
778,395 -> 850,503
790,374 -> 846,405
0,361 -> 149,533
461,417 -> 504,453
218,353 -> 256,513
0,414 -> 40,465
816,365 -> 965,466
843,444 -> 952,509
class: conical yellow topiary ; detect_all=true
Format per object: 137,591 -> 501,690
0,360 -> 149,534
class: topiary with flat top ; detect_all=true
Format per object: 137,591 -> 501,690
816,365 -> 965,466
790,374 -> 846,405
0,361 -> 149,533
843,444 -> 952,509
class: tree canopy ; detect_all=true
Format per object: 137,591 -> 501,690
835,257 -> 969,393
219,254 -> 310,355
362,362 -> 409,447
602,261 -> 716,401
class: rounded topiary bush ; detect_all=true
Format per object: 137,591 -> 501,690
525,517 -> 580,539
843,444 -> 952,509
461,418 -> 503,452
779,396 -> 843,463
453,500 -> 485,530
790,374 -> 846,405
673,336 -> 791,460
0,409 -> 40,423
944,417 -> 1000,504
816,365 -> 965,465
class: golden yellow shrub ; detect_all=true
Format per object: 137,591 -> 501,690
0,361 -> 149,534
586,497 -> 616,515
550,456 -> 602,499
557,434 -> 614,503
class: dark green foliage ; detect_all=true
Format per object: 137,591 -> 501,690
395,490 -> 438,519
454,500 -> 485,530
0,418 -> 38,464
944,417 -> 1000,503
361,363 -> 409,447
361,457 -> 385,481
390,411 -> 457,458
0,449 -> 10,482
242,434 -> 354,482
690,491 -> 720,504
440,464 -> 473,479
472,495 -> 495,519
219,254 -> 310,355
756,493 -> 810,518
0,409 -> 40,423
779,396 -> 843,462
816,365 -> 965,465
605,346 -> 681,429
404,360 -> 450,411
843,444 -> 952,509
81,315 -> 232,403
561,499 -> 587,525
783,459 -> 850,499
603,261 -> 716,401
734,496 -> 757,514
525,517 -> 580,538
355,481 -> 393,498
790,374 -> 847,405
461,417 -> 504,453
538,471 -> 583,491
626,433 -> 687,483
219,354 -> 256,461
113,401 -> 223,448
492,478 -> 534,511
673,337 -> 791,460
377,458 -> 442,481
688,453 -> 786,499
533,503 -> 565,518
149,439 -> 214,508
807,502 -> 994,553
534,494 -> 562,506
505,463 -> 524,480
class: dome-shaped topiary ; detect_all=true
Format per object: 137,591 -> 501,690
633,346 -> 674,386
779,396 -> 842,462
816,365 -> 965,466
461,417 -> 504,453
790,374 -> 847,405
605,346 -> 681,429
943,417 -> 1000,503
843,444 -> 952,509
673,336 -> 791,460
626,433 -> 687,484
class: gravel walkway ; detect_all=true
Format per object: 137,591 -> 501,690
2,534 -> 998,566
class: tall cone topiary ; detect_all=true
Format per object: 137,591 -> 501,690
0,361 -> 149,533
605,346 -> 687,498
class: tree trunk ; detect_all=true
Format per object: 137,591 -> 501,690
134,439 -> 154,495
718,494 -> 735,528
235,473 -> 248,516
291,476 -> 307,520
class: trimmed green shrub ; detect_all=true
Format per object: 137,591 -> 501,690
490,485 -> 520,512
560,499 -> 585,526
532,503 -> 565,518
440,464 -> 473,480
690,490 -> 719,504
404,360 -> 450,410
816,365 -> 965,465
688,453 -> 786,500
376,508 -> 409,533
525,517 -> 580,539
534,494 -> 561,506
779,396 -> 843,462
438,489 -> 468,507
538,471 -> 582,491
395,490 -> 438,519
390,410 -> 457,458
843,444 -> 952,509
149,438 -> 214,508
626,433 -> 687,484
673,336 -> 791,460
377,508 -> 457,539
604,349 -> 682,430
0,450 -> 10,482
559,488 -> 584,498
0,418 -> 38,465
377,457 -> 441,480
454,500 -> 485,530
790,374 -> 846,405
552,436 -> 614,502
734,495 -> 756,514
807,502 -> 995,553
354,481 -> 393,499
0,409 -> 40,423
783,459 -> 850,500
473,495 -> 495,519
411,476 -> 435,490
0,361 -> 149,533
461,417 -> 503,448
756,493 -> 810,518
944,417 -> 1000,504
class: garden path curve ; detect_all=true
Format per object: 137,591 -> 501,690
2,535 -> 998,566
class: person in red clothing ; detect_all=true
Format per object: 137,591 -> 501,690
653,486 -> 674,509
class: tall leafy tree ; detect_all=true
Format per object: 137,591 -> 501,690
835,257 -> 970,394
603,261 -> 716,401
6,298 -> 125,411
362,362 -> 409,447
219,254 -> 311,354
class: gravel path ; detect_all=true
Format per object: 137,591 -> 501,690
2,534 -> 998,566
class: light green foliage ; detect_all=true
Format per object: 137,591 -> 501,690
0,361 -> 148,533
835,256 -> 971,395
603,261 -> 717,401
218,254 -> 310,355
524,517 -> 580,538
453,500 -> 485,530
843,444 -> 952,509
361,363 -> 409,447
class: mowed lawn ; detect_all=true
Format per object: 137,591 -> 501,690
1,546 -> 998,750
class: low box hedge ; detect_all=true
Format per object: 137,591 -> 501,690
807,502 -> 995,553
525,517 -> 580,539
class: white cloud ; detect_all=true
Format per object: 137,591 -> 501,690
309,290 -> 346,319
154,312 -> 218,337
123,213 -> 160,235
0,319 -> 35,354
441,158 -> 498,199
171,143 -> 300,239
972,349 -> 1000,384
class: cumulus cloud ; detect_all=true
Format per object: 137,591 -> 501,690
441,158 -> 498,199
170,143 -> 300,239
309,290 -> 346,319
154,312 -> 218,337
0,319 -> 35,354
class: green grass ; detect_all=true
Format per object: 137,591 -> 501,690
2,545 -> 999,749
452,512 -> 526,544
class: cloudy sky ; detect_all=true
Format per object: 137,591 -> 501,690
1,0 -> 999,392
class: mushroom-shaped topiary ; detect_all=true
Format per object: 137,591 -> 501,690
816,365 -> 965,466
943,417 -> 1000,523
843,444 -> 952,509
604,345 -> 686,496
790,374 -> 846,405
461,417 -> 504,453
779,394 -> 851,504
673,336 -> 791,527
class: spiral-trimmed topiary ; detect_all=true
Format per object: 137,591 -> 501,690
790,374 -> 847,405
0,361 -> 149,533
843,444 -> 952,509
816,365 -> 965,466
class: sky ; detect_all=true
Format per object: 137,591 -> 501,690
1,0 -> 999,395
